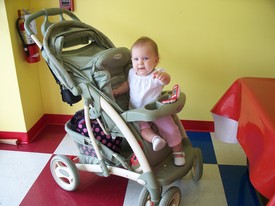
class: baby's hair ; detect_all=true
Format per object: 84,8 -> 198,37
131,36 -> 159,57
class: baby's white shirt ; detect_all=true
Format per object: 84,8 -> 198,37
128,68 -> 165,109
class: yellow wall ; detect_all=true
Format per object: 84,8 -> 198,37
0,0 -> 27,132
1,0 -> 45,132
1,0 -> 275,132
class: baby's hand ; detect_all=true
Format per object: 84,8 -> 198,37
112,89 -> 119,97
153,71 -> 166,82
153,70 -> 171,85
153,70 -> 163,80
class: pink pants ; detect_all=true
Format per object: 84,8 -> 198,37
139,115 -> 182,147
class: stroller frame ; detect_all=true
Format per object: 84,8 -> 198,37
25,8 -> 203,206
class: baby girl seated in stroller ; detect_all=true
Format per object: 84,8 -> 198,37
113,36 -> 186,166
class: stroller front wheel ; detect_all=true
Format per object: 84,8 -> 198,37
159,186 -> 181,206
138,187 -> 154,206
138,187 -> 163,206
50,155 -> 80,191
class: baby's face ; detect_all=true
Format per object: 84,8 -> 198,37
131,43 -> 159,76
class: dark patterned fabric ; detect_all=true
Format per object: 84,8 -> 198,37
70,110 -> 122,155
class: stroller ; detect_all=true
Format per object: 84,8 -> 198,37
25,8 -> 203,206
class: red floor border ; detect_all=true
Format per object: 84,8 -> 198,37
0,114 -> 214,144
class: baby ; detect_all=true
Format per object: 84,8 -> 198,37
113,36 -> 185,166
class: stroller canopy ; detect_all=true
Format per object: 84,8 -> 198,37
42,20 -> 131,102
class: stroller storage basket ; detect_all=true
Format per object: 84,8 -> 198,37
66,120 -> 125,167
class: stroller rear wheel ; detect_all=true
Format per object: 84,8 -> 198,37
50,155 -> 80,191
191,148 -> 203,181
159,186 -> 181,206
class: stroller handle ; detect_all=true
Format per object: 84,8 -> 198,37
24,8 -> 80,36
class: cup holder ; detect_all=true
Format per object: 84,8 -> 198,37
144,102 -> 159,110
144,92 -> 172,110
